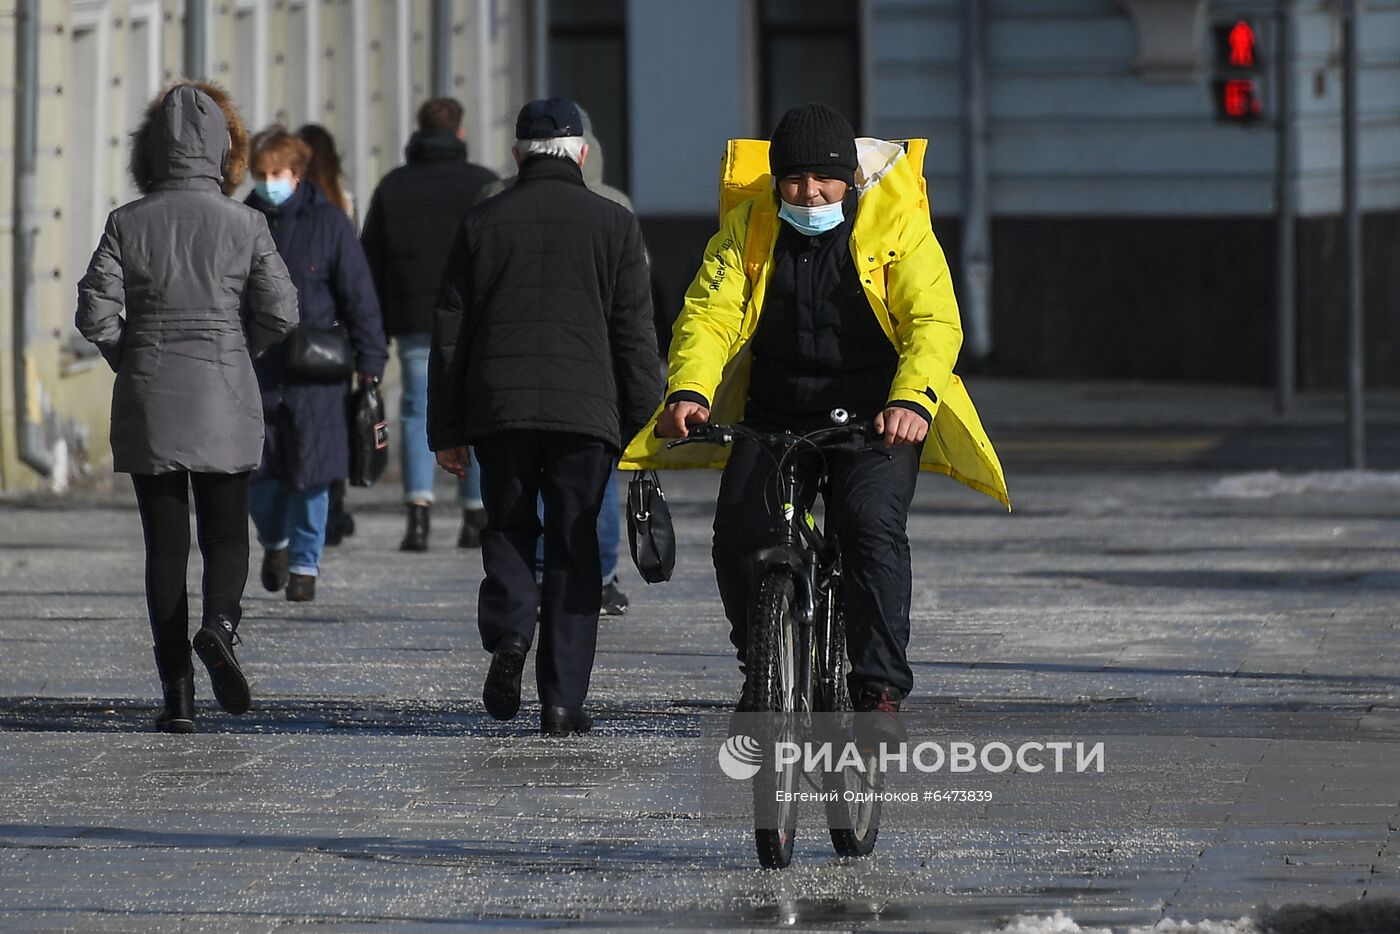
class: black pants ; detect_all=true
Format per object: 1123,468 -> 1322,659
473,431 -> 614,709
131,471 -> 251,678
713,437 -> 921,696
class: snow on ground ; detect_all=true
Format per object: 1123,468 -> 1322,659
1206,469 -> 1400,499
979,913 -> 1257,934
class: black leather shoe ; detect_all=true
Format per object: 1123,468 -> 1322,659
540,705 -> 593,735
458,507 -> 488,548
260,548 -> 289,592
400,503 -> 430,552
482,633 -> 529,721
192,617 -> 251,715
286,573 -> 316,602
152,646 -> 195,734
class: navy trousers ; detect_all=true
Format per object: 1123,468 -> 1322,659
473,431 -> 614,709
712,436 -> 921,697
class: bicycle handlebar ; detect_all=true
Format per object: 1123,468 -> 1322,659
666,419 -> 876,451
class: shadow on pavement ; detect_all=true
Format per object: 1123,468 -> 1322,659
0,697 -> 714,737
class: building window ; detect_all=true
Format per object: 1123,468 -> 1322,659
547,0 -> 628,192
757,0 -> 861,135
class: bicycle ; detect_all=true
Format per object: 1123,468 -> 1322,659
669,409 -> 886,869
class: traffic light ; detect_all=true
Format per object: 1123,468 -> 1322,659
1212,20 -> 1263,123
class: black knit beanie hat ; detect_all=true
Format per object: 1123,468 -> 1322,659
769,103 -> 858,186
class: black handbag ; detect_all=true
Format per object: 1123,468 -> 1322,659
626,470 -> 676,584
283,324 -> 354,383
348,380 -> 389,487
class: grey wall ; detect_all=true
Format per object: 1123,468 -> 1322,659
869,0 -> 1400,218
622,0 -> 1400,219
627,0 -> 753,215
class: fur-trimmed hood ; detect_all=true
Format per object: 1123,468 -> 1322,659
130,82 -> 248,195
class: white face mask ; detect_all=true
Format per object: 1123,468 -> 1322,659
778,199 -> 845,236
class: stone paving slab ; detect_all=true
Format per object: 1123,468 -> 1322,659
5,382 -> 1400,930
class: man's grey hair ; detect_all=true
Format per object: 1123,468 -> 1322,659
514,136 -> 587,163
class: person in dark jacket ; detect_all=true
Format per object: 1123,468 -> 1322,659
76,82 -> 299,732
298,123 -> 360,547
246,128 -> 389,603
474,109 -> 634,617
361,98 -> 498,552
429,98 -> 661,735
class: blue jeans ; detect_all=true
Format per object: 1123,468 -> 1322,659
536,465 -> 620,583
396,332 -> 481,507
249,479 -> 330,577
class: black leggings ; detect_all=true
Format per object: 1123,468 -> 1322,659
131,471 -> 251,670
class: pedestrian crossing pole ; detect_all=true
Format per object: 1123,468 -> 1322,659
1273,0 -> 1296,417
1342,0 -> 1365,469
431,0 -> 453,99
183,0 -> 206,80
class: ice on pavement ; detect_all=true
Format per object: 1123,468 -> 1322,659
1206,469 -> 1400,498
983,913 -> 1257,934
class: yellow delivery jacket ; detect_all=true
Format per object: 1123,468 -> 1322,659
619,137 -> 1009,510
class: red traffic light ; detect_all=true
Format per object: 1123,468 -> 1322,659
1227,21 -> 1256,67
1214,19 -> 1263,71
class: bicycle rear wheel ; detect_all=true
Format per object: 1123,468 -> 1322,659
819,588 -> 882,858
748,571 -> 799,869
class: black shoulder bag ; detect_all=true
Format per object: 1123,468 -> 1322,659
283,324 -> 355,384
626,470 -> 676,584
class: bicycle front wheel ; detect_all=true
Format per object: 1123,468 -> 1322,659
748,571 -> 800,869
819,587 -> 882,858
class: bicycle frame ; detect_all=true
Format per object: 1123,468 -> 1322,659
671,418 -> 869,716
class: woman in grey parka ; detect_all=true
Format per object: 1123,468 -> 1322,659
76,82 -> 299,733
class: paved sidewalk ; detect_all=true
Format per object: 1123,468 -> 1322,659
2,380 -> 1399,932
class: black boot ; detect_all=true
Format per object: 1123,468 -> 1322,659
193,616 -> 251,715
482,633 -> 529,721
286,573 -> 316,602
152,646 -> 195,734
260,547 -> 289,592
325,482 -> 353,546
458,507 -> 488,548
400,503 -> 430,552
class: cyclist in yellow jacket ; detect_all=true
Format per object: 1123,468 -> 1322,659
623,104 -> 1007,714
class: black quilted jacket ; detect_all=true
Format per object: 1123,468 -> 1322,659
360,133 -> 499,337
427,155 -> 661,451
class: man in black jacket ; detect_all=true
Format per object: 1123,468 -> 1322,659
361,98 -> 498,553
428,98 -> 661,735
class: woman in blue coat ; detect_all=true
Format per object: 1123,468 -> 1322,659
246,128 -> 388,602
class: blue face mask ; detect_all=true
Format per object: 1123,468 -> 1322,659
778,199 -> 845,236
255,177 -> 295,206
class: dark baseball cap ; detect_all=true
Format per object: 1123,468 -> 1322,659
515,98 -> 584,140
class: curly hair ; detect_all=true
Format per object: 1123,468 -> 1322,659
129,81 -> 248,196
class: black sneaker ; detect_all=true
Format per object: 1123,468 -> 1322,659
482,633 -> 529,721
260,548 -> 289,592
852,681 -> 906,751
192,617 -> 251,715
600,579 -> 629,616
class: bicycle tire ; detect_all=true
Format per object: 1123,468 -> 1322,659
820,588 -> 882,858
749,571 -> 799,869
